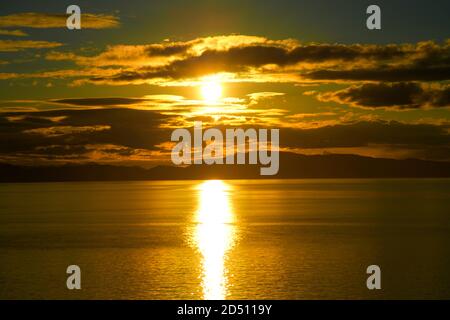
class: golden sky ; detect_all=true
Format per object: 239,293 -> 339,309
0,1 -> 449,166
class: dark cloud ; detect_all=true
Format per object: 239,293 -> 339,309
304,66 -> 450,82
281,121 -> 450,149
51,96 -> 188,108
288,44 -> 407,62
33,145 -> 90,156
52,97 -> 147,106
0,39 -> 63,52
88,39 -> 450,84
145,43 -> 192,57
92,44 -> 406,82
1,107 -> 449,164
305,40 -> 450,82
0,109 -> 173,158
317,82 -> 450,109
4,35 -> 449,86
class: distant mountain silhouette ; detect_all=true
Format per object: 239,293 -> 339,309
1,152 -> 449,182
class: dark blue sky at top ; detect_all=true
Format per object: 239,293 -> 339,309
1,0 -> 449,46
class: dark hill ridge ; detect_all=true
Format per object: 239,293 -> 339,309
1,152 -> 449,182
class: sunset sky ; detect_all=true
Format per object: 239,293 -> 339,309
1,0 -> 449,166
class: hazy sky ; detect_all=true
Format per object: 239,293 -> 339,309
0,0 -> 449,166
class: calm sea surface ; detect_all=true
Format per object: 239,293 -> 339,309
1,179 -> 450,299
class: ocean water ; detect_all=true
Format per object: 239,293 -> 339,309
0,179 -> 450,300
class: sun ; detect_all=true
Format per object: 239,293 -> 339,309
200,79 -> 223,103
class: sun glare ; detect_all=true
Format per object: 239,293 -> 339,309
200,80 -> 223,103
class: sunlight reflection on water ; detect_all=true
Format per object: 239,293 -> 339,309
191,180 -> 237,300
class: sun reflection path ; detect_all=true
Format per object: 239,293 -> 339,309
193,180 -> 237,300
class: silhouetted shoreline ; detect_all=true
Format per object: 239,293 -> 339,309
1,152 -> 449,182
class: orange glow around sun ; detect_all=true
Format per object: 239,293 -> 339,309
200,78 -> 223,103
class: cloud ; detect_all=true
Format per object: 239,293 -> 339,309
317,83 -> 450,109
247,92 -> 285,104
0,12 -> 119,29
1,107 -> 449,164
0,67 -> 118,81
73,36 -> 450,85
0,39 -> 62,52
45,43 -> 189,68
2,35 -> 447,88
45,35 -> 269,68
278,120 -> 450,162
304,67 -> 450,82
303,40 -> 450,82
33,144 -> 90,156
0,29 -> 27,36
0,108 -> 176,165
46,95 -> 268,122
86,43 -> 374,84
1,34 -> 449,164
49,95 -> 207,111
52,98 -> 148,107
285,144 -> 450,162
23,125 -> 111,137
